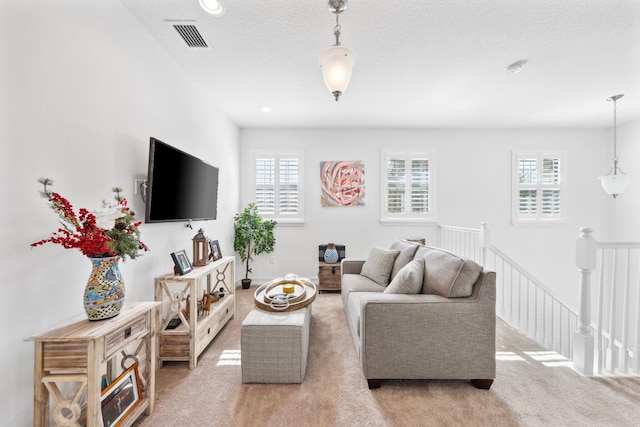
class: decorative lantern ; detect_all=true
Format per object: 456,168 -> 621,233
192,228 -> 211,267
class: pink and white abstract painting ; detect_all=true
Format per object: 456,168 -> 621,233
320,160 -> 365,207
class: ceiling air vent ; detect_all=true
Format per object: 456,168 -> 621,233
168,20 -> 209,48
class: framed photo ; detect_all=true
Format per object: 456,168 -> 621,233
171,249 -> 193,275
209,240 -> 222,261
101,363 -> 143,427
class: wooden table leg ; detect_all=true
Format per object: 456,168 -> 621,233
33,342 -> 49,427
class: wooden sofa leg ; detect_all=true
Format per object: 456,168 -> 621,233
367,379 -> 382,389
471,379 -> 494,390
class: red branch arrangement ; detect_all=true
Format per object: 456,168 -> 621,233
31,178 -> 149,260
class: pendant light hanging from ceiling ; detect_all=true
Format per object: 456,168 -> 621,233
319,0 -> 356,101
599,94 -> 630,199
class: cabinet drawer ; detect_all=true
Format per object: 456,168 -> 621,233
104,315 -> 148,358
42,342 -> 88,370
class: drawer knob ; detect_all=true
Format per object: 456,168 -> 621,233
331,267 -> 336,275
124,327 -> 131,339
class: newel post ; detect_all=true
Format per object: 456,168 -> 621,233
574,227 -> 596,375
480,222 -> 489,266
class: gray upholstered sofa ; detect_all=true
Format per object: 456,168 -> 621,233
341,239 -> 496,389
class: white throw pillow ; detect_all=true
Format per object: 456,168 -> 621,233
384,258 -> 424,294
360,247 -> 400,286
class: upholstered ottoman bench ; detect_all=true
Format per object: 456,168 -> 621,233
241,305 -> 311,383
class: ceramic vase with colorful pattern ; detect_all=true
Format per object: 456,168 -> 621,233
84,256 -> 125,320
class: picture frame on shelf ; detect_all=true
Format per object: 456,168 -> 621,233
101,363 -> 143,427
209,240 -> 222,261
171,249 -> 193,275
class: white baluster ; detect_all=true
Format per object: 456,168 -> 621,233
534,286 -> 539,342
620,248 -> 631,374
518,272 -> 523,329
607,249 -> 618,374
574,227 -> 596,376
596,248 -> 605,375
480,222 -> 489,267
523,276 -> 527,333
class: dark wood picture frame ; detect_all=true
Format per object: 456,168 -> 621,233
101,363 -> 143,427
171,249 -> 193,275
209,240 -> 222,261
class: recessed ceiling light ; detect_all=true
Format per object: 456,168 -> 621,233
259,106 -> 272,113
199,0 -> 225,16
506,60 -> 527,75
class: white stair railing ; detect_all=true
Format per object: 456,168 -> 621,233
438,223 -> 485,264
440,223 -> 640,377
439,223 -> 579,363
575,227 -> 640,376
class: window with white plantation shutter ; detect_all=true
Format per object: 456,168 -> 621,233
513,151 -> 565,223
382,151 -> 434,222
278,157 -> 299,214
255,157 -> 275,214
252,151 -> 304,223
411,159 -> 430,213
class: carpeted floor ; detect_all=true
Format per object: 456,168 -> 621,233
134,286 -> 640,427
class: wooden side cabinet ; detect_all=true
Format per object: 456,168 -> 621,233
31,302 -> 160,427
318,261 -> 341,292
154,256 -> 235,369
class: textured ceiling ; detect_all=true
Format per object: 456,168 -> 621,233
118,0 -> 640,129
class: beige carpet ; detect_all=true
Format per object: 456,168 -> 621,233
134,287 -> 640,427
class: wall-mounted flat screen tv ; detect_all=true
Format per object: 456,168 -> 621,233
145,137 -> 219,223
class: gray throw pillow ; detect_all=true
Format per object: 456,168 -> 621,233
421,248 -> 483,297
389,239 -> 421,280
360,247 -> 401,286
384,258 -> 424,294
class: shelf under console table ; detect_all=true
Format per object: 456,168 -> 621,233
30,301 -> 161,427
154,256 -> 235,369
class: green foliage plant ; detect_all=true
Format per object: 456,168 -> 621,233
233,203 -> 276,281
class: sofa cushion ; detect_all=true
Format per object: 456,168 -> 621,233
360,247 -> 400,286
389,239 -> 421,280
341,273 -> 385,310
420,247 -> 483,297
384,258 -> 424,294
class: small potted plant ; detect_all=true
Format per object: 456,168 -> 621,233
233,203 -> 276,289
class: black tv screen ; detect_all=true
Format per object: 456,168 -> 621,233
145,137 -> 219,223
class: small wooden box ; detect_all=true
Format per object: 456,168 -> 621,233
318,262 -> 341,292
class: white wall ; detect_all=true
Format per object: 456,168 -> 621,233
0,1 -> 239,425
240,128 -> 610,307
607,119 -> 640,240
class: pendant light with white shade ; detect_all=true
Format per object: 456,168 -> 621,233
319,0 -> 356,101
199,0 -> 225,16
599,94 -> 630,198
